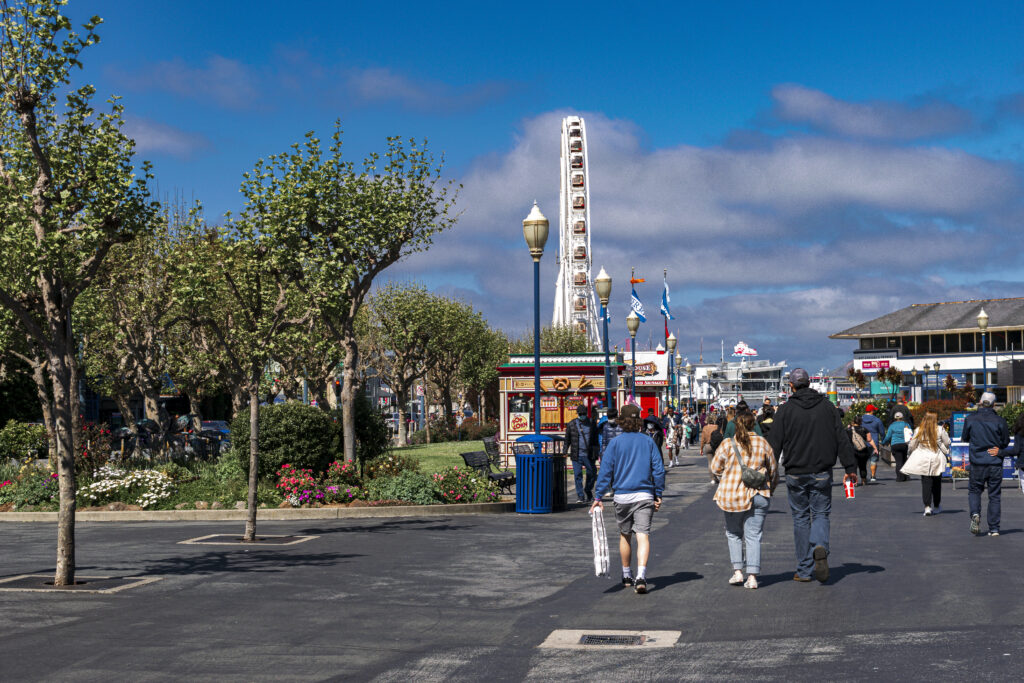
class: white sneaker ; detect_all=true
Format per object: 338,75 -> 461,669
666,461 -> 674,468
744,575 -> 758,589
729,570 -> 744,585
924,506 -> 932,516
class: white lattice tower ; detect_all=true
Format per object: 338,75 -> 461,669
552,116 -> 600,349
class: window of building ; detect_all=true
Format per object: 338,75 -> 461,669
1008,329 -> 1023,352
901,336 -> 915,356
887,337 -> 899,349
991,330 -> 1008,352
873,337 -> 889,350
915,335 -> 930,355
960,332 -> 976,353
860,338 -> 873,350
508,394 -> 534,432
945,334 -> 960,353
930,334 -> 944,354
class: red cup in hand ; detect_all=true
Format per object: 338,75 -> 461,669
844,479 -> 856,499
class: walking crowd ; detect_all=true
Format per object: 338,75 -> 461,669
573,368 -> 1019,594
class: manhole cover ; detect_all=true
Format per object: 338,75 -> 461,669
580,634 -> 646,646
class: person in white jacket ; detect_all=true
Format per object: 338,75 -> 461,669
901,412 -> 952,515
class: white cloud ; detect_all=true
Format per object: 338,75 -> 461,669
122,117 -> 210,159
772,84 -> 976,140
110,56 -> 261,110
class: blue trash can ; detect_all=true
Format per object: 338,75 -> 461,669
515,435 -> 553,514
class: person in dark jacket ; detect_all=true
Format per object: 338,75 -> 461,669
600,408 -> 624,460
887,397 -> 915,429
565,405 -> 598,503
963,392 -> 1010,536
766,368 -> 857,583
860,405 -> 885,483
644,409 -> 665,451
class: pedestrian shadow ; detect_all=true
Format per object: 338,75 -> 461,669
828,562 -> 885,583
996,528 -> 1022,535
934,508 -> 964,515
601,570 -> 703,594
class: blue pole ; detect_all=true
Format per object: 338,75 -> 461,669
534,258 -> 542,437
631,340 -> 637,398
668,352 -> 674,409
982,332 -> 987,392
602,304 -> 612,410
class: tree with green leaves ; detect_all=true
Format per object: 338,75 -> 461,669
507,324 -> 592,354
425,297 -> 490,426
0,2 -> 157,584
357,282 -> 435,446
457,324 -> 507,422
169,209 -> 308,541
246,126 -> 458,462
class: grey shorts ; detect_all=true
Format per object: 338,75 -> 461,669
614,499 -> 655,535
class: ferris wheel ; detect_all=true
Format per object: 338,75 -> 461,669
552,115 -> 600,348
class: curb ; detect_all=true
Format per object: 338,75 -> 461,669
0,501 -> 517,523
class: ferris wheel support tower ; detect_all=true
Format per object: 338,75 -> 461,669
552,116 -> 600,349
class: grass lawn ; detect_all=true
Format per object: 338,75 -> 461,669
394,440 -> 485,473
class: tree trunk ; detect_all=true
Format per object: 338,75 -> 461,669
29,356 -> 56,464
308,376 -> 330,412
424,380 -> 432,445
113,393 -> 139,458
142,388 -> 161,425
243,382 -> 259,542
231,387 -> 246,419
442,383 -> 455,427
187,393 -> 203,432
341,335 -> 358,462
396,386 -> 410,447
46,344 -> 76,586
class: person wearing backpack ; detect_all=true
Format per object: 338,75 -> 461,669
711,411 -> 778,590
566,405 -> 598,503
848,415 -> 877,485
883,411 -> 913,482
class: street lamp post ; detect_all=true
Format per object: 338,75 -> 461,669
978,308 -> 989,392
675,352 -> 682,411
626,311 -> 640,399
685,362 -> 694,412
923,363 -> 931,401
911,367 -> 917,402
933,362 -> 941,399
594,268 -> 613,411
666,333 -> 677,409
523,203 -> 549,437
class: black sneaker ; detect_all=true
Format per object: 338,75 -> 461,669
812,546 -> 829,583
622,575 -> 634,587
970,514 -> 981,535
634,577 -> 648,594
576,497 -> 587,504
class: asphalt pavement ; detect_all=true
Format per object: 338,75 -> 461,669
2,450 -> 1023,682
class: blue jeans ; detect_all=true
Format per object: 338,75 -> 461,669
968,464 -> 1002,532
571,455 -> 596,500
724,494 -> 770,574
786,471 -> 833,578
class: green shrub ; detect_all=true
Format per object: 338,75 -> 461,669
909,398 -> 969,426
407,415 -> 497,443
0,420 -> 48,462
430,465 -> 501,504
231,403 -> 340,479
6,462 -> 59,509
363,452 -> 418,479
323,460 -> 360,488
363,470 -> 437,505
1000,402 -> 1024,432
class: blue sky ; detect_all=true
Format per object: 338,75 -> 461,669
71,1 -> 1024,370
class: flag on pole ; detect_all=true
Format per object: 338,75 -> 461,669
630,287 -> 647,322
660,279 -> 674,320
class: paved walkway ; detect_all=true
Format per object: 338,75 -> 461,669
2,450 -> 1023,681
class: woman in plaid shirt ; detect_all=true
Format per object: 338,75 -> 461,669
711,411 -> 779,589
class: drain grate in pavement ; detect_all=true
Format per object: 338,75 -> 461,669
539,629 -> 680,649
178,534 -> 317,546
579,634 -> 645,646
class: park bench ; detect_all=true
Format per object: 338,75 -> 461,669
460,450 -> 515,494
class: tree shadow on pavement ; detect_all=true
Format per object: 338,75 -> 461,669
134,551 -> 363,575
298,519 -> 474,535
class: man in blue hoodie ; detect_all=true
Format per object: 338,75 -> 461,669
589,404 -> 665,594
962,391 -> 1010,536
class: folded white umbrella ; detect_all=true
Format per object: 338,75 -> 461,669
591,506 -> 610,577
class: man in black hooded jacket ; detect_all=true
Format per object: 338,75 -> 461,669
767,368 -> 857,584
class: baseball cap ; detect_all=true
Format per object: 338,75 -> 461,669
980,391 -> 996,406
894,411 -> 905,420
619,404 -> 641,420
789,368 -> 810,388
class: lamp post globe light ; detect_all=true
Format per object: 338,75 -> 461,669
666,333 -> 677,409
626,311 -> 640,398
523,202 -> 548,437
594,267 -> 613,411
978,308 -> 989,392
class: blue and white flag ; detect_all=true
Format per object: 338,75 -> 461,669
630,287 -> 647,323
660,279 -> 675,320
